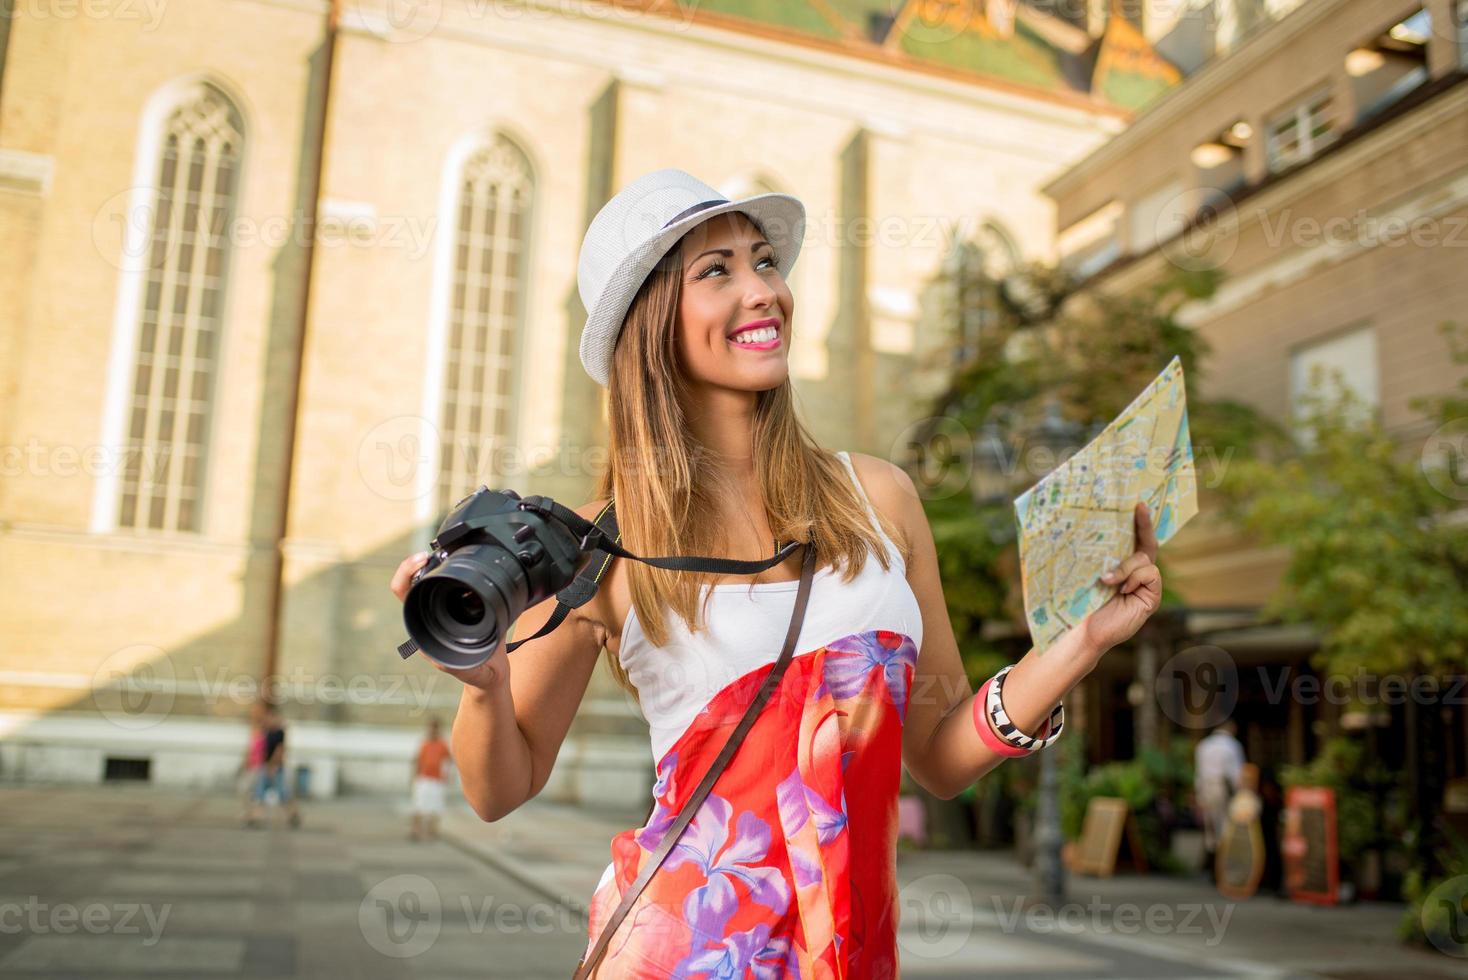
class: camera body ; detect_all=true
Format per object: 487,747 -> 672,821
402,487 -> 596,670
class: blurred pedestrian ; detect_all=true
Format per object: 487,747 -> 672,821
245,704 -> 302,829
236,701 -> 268,818
409,716 -> 452,841
1195,719 -> 1245,871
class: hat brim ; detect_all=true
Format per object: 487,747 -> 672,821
579,192 -> 806,387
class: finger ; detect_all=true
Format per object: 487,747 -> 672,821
1135,502 -> 1159,561
1120,563 -> 1161,596
1100,552 -> 1150,585
390,551 -> 431,599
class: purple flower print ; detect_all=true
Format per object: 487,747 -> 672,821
776,769 -> 848,847
636,751 -> 681,851
824,631 -> 918,722
654,751 -> 679,800
665,794 -> 791,930
675,923 -> 792,980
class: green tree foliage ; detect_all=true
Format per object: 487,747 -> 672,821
910,261 -> 1280,681
1217,323 -> 1468,678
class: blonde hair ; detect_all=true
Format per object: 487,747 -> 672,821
591,216 -> 902,695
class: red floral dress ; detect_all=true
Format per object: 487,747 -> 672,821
583,628 -> 918,978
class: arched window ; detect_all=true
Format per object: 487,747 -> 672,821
116,83 -> 243,532
433,136 -> 533,517
947,221 -> 1019,367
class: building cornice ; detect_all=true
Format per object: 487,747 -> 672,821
1042,0 -> 1356,199
339,0 -> 1130,143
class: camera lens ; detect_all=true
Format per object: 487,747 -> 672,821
444,588 -> 485,626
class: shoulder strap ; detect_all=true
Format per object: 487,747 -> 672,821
572,539 -> 817,980
505,500 -> 620,653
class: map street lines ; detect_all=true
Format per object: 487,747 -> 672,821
1015,356 -> 1198,652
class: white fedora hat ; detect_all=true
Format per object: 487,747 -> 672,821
576,168 -> 806,387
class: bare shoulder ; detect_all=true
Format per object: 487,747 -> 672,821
843,452 -> 918,565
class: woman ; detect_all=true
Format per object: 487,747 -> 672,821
390,169 -> 1162,978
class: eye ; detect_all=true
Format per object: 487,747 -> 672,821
698,252 -> 780,280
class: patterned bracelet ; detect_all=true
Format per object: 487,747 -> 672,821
972,677 -> 1033,758
985,664 -> 1065,752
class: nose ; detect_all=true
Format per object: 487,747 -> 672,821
742,267 -> 778,310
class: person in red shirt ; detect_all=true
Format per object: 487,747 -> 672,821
409,716 -> 452,841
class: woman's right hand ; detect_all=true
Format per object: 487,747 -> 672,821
390,551 -> 511,693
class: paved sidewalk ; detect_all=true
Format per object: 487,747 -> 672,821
442,798 -> 1468,980
5,785 -> 1464,979
0,784 -> 590,979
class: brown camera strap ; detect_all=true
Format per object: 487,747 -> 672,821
572,540 -> 817,980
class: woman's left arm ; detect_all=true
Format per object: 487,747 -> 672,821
854,455 -> 1162,800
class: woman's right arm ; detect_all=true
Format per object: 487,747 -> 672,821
388,499 -> 611,822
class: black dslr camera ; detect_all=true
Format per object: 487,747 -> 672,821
397,485 -> 803,672
398,487 -> 605,670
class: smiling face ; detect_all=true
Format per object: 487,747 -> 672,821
673,211 -> 793,395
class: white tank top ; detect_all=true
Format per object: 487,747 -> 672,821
617,450 -> 925,764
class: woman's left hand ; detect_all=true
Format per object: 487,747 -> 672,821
1080,502 -> 1163,656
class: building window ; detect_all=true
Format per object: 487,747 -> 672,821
1346,8 -> 1431,122
118,83 -> 242,532
1289,326 -> 1378,442
1265,86 -> 1339,173
1057,200 -> 1123,280
945,222 -> 1018,367
434,136 -> 533,517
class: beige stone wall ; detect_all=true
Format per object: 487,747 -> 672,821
1,0 -> 1120,792
0,1 -> 326,726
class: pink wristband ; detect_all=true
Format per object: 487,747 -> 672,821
973,678 -> 1033,758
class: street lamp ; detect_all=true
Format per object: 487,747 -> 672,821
971,395 -> 1087,908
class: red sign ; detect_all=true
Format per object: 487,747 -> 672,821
1282,786 -> 1339,906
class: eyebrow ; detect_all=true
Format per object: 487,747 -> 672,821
689,240 -> 773,264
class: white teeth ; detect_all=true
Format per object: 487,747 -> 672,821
730,326 -> 777,344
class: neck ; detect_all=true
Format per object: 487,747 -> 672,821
683,386 -> 759,488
